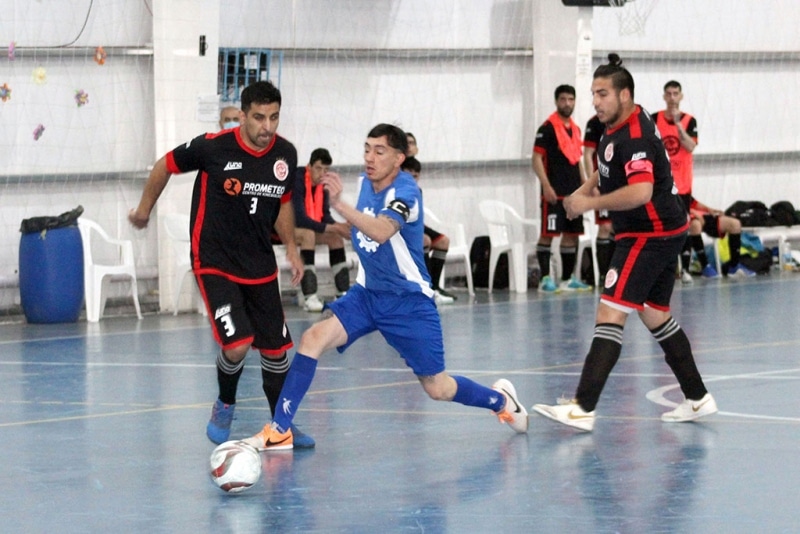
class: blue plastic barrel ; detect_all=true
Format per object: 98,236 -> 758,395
19,226 -> 84,323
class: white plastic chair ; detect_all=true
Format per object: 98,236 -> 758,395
553,210 -> 599,286
77,218 -> 142,322
162,213 -> 206,316
478,200 -> 540,293
424,207 -> 474,296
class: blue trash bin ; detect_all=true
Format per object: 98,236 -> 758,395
19,209 -> 85,324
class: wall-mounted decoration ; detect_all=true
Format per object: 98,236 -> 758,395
75,89 -> 89,107
33,67 -> 47,85
94,46 -> 106,65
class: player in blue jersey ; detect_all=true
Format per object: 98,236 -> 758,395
244,124 -> 528,451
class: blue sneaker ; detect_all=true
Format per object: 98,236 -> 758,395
538,275 -> 558,293
729,263 -> 756,279
206,399 -> 235,444
701,264 -> 720,278
559,276 -> 592,292
290,424 -> 316,448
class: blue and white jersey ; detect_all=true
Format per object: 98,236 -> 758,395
351,171 -> 433,296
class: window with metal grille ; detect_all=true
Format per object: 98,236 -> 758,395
218,48 -> 283,102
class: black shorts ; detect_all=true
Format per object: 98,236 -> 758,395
196,273 -> 292,355
595,209 -> 612,225
424,225 -> 445,246
700,214 -> 723,238
601,233 -> 686,312
541,199 -> 585,236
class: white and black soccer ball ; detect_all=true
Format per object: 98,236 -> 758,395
209,440 -> 262,493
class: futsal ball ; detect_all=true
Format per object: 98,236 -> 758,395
209,440 -> 262,493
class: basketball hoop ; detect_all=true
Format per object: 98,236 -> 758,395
611,0 -> 658,37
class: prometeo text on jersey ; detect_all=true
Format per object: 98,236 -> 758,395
241,182 -> 286,198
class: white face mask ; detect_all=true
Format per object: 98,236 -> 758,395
222,120 -> 239,129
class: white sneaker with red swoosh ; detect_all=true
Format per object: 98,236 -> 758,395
532,398 -> 595,432
661,393 -> 718,422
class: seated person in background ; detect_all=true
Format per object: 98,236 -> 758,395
401,156 -> 456,305
688,197 -> 756,279
218,105 -> 241,130
292,148 -> 352,311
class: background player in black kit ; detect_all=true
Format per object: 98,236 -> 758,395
583,114 -> 615,285
532,54 -> 718,432
532,84 -> 591,293
129,81 -> 316,448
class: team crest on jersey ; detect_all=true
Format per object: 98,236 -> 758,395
663,135 -> 680,156
604,142 -> 614,161
223,177 -> 242,196
273,159 -> 289,181
605,268 -> 618,289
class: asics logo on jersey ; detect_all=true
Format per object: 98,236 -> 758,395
223,161 -> 242,171
631,151 -> 646,161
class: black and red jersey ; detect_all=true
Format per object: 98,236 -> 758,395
166,128 -> 297,282
533,121 -> 582,196
583,114 -> 604,172
596,106 -> 688,237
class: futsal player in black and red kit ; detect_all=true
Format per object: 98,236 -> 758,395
129,81 -> 316,448
532,54 -> 718,431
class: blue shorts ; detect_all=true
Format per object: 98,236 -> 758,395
326,284 -> 445,376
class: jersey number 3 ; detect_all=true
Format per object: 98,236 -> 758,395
250,197 -> 258,214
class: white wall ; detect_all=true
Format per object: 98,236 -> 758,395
1,0 -> 798,314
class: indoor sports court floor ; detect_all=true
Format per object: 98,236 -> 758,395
1,273 -> 798,533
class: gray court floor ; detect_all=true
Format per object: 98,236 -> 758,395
1,273 -> 799,533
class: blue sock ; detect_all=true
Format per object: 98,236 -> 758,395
451,375 -> 505,413
272,353 -> 317,433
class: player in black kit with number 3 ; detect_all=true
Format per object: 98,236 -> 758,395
129,81 -> 316,448
531,54 -> 718,431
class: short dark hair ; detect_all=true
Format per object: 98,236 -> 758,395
554,84 -> 576,100
240,81 -> 282,112
664,80 -> 682,92
593,53 -> 635,99
308,148 -> 332,166
401,156 -> 421,174
406,132 -> 416,141
367,123 -> 408,155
